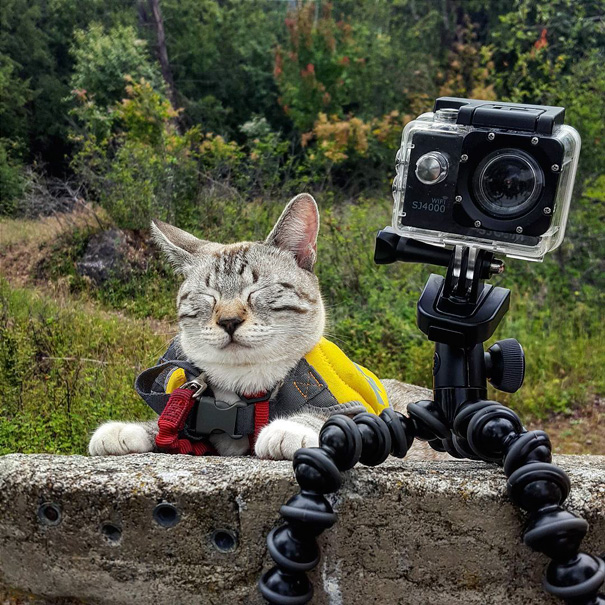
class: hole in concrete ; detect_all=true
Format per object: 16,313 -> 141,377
211,529 -> 238,553
100,522 -> 122,543
38,502 -> 62,526
153,503 -> 180,528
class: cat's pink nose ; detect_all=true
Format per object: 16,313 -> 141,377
217,316 -> 244,336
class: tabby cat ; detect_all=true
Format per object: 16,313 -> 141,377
88,194 -> 435,460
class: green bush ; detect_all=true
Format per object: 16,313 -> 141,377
0,280 -> 159,455
0,139 -> 24,215
70,23 -> 163,109
488,0 -> 605,104
71,79 -> 200,229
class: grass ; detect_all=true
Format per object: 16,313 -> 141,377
1,191 -> 603,455
0,281 -> 162,455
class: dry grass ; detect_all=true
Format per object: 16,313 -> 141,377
0,206 -> 104,247
529,398 -> 605,455
0,207 -> 105,287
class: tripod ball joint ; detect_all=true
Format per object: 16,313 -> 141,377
507,462 -> 571,512
503,430 -> 552,476
524,506 -> 588,561
380,407 -> 415,458
279,491 -> 337,536
292,448 -> 341,494
259,567 -> 313,605
407,399 -> 449,441
266,525 -> 319,572
544,553 -> 605,602
318,415 -> 362,470
465,403 -> 523,463
353,413 -> 392,466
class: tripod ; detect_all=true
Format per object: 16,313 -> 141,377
258,229 -> 605,605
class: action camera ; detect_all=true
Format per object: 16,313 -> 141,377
392,97 -> 581,261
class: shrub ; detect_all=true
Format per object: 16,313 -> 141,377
70,23 -> 163,109
71,79 -> 200,229
0,139 -> 24,215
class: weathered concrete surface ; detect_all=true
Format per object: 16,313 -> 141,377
0,454 -> 603,605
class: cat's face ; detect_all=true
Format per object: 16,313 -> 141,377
151,194 -> 325,392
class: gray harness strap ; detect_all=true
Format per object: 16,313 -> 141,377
135,359 -> 200,415
135,343 -> 367,438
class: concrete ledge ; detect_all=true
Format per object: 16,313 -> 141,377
0,454 -> 603,605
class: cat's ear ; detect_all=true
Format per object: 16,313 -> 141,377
265,193 -> 319,271
150,219 -> 207,273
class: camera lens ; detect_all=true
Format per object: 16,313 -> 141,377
472,149 -> 544,218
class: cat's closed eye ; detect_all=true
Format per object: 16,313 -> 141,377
178,308 -> 201,320
271,305 -> 308,314
178,292 -> 216,320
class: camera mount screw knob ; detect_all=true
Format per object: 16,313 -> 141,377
516,226 -> 523,234
531,137 -> 539,145
474,220 -> 482,228
551,164 -> 560,172
543,207 -> 552,215
488,132 -> 496,141
485,339 -> 525,393
461,154 -> 468,163
455,195 -> 462,203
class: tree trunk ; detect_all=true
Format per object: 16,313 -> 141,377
147,0 -> 178,111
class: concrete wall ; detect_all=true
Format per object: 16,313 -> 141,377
0,453 -> 603,605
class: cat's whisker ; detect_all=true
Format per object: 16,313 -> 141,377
321,332 -> 351,348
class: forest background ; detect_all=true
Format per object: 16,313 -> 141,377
1,0 -> 604,455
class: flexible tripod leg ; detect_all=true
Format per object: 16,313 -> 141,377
258,405 -> 443,604
453,400 -> 605,604
259,401 -> 605,604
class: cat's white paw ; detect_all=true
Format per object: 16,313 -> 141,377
254,419 -> 319,460
88,422 -> 154,456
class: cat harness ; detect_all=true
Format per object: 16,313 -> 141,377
135,337 -> 390,455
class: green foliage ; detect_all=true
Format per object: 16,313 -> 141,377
274,1 -> 444,132
0,0 -> 137,168
0,139 -> 25,214
555,50 -> 605,183
0,280 -> 160,455
157,0 -> 287,137
70,24 -> 163,109
0,53 -> 31,143
487,0 -> 605,103
71,79 -> 200,229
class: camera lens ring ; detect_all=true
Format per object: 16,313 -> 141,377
472,149 -> 544,219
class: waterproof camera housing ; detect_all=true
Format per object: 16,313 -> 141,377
392,97 -> 581,261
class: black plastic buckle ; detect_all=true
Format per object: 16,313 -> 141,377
184,396 -> 247,440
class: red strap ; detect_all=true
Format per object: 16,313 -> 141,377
246,392 -> 271,454
156,388 -> 216,455
157,388 -> 269,456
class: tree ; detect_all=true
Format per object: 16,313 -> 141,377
70,24 -> 163,110
139,0 -> 178,109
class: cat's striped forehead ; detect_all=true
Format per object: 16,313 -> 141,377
183,241 -> 307,299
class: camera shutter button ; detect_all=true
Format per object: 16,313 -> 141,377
415,152 -> 449,185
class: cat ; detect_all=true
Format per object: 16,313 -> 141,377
88,193 -> 439,461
